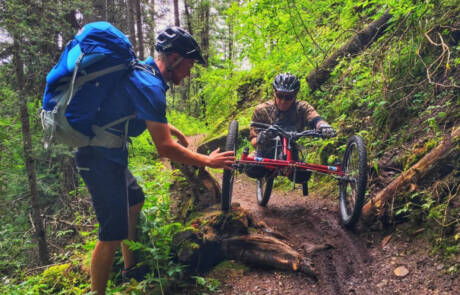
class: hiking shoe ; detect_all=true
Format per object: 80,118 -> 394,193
122,264 -> 150,282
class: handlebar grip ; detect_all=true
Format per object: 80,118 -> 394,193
250,122 -> 271,129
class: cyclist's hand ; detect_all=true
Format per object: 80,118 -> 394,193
318,123 -> 336,138
208,148 -> 235,170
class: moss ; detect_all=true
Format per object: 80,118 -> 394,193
40,263 -> 71,283
38,263 -> 89,294
404,137 -> 442,170
207,260 -> 250,281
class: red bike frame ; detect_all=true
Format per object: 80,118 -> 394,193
239,137 -> 345,177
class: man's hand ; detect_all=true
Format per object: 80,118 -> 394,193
318,123 -> 336,138
207,147 -> 235,170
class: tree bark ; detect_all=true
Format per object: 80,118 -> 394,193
306,11 -> 392,92
172,204 -> 316,278
134,0 -> 144,59
13,39 -> 50,266
183,0 -> 193,35
362,126 -> 460,218
173,0 -> 180,26
200,0 -> 210,66
126,0 -> 137,50
87,0 -> 107,22
147,0 -> 156,56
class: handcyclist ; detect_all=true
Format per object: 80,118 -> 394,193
246,73 -> 336,181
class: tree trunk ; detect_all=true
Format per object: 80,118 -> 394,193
183,0 -> 193,34
228,17 -> 233,62
87,0 -> 107,22
13,39 -> 50,266
126,0 -> 137,50
147,0 -> 156,56
362,126 -> 460,218
306,11 -> 392,92
200,0 -> 210,66
173,0 -> 180,26
135,0 -> 144,59
182,0 -> 193,111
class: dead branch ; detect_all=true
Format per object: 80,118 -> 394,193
362,126 -> 460,218
417,28 -> 459,89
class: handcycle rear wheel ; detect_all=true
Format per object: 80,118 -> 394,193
339,135 -> 367,228
221,120 -> 238,212
256,176 -> 274,207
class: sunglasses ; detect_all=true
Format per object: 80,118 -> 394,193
276,92 -> 296,101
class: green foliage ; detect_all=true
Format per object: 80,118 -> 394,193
0,263 -> 89,295
167,109 -> 210,136
124,136 -> 187,291
191,275 -> 221,293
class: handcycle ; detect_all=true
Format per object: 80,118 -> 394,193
221,120 -> 368,228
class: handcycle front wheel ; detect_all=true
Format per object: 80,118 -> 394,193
221,120 -> 238,212
256,176 -> 274,207
339,135 -> 367,228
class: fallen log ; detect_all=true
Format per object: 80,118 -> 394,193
172,204 -> 317,278
306,11 -> 392,92
362,126 -> 460,218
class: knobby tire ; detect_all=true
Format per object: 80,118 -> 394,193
339,135 -> 367,228
257,176 -> 274,207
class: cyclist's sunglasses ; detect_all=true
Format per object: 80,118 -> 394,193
276,92 -> 296,101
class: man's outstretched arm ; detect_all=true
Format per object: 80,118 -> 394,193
168,123 -> 189,147
146,120 -> 234,169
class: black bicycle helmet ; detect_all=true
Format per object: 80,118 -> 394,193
156,26 -> 205,65
273,73 -> 300,95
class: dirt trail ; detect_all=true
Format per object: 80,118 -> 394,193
215,175 -> 458,295
186,135 -> 458,295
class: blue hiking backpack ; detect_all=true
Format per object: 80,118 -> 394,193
41,22 -> 139,149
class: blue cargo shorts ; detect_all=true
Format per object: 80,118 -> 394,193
75,147 -> 145,241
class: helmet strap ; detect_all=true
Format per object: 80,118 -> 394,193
165,56 -> 184,82
166,57 -> 184,72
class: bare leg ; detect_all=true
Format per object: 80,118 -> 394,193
121,201 -> 144,269
91,240 -> 121,295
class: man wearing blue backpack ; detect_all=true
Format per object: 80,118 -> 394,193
43,23 -> 234,294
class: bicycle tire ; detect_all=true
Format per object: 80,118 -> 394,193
339,135 -> 367,228
256,176 -> 274,207
221,120 -> 238,212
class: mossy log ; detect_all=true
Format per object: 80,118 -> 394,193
306,11 -> 392,92
362,126 -> 460,218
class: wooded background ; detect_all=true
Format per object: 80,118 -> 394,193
0,0 -> 458,293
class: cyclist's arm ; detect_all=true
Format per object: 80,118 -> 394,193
301,101 -> 330,129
